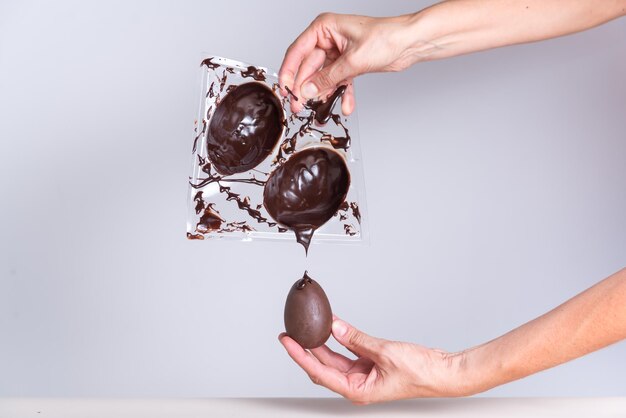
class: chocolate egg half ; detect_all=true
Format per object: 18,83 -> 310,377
284,272 -> 332,349
207,82 -> 284,175
263,147 -> 350,252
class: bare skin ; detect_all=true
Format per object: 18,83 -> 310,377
278,0 -> 626,114
278,0 -> 626,404
280,269 -> 626,404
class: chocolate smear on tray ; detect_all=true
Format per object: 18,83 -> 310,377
240,66 -> 266,81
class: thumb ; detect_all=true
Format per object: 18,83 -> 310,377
301,54 -> 357,99
332,318 -> 384,361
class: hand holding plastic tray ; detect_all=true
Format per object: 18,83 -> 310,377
187,56 -> 368,253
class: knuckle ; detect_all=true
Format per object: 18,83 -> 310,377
314,12 -> 332,23
348,330 -> 364,348
314,69 -> 335,90
285,42 -> 298,56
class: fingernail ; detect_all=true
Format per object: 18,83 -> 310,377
332,320 -> 348,337
301,82 -> 318,99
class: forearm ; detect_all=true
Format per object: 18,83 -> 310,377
459,268 -> 626,394
403,0 -> 626,62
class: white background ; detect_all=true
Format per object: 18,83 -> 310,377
1,0 -> 625,397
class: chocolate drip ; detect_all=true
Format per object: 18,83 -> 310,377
296,271 -> 314,289
263,147 -> 351,253
240,66 -> 266,81
306,85 -> 347,124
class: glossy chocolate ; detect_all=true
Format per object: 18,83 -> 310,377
263,147 -> 350,252
284,272 -> 332,349
306,85 -> 347,124
207,82 -> 284,175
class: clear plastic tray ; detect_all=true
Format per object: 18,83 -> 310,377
186,55 -> 368,249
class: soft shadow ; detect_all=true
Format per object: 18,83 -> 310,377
241,397 -> 494,416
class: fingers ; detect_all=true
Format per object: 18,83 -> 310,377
301,53 -> 358,100
341,81 -> 355,115
291,47 -> 326,113
309,344 -> 354,372
331,318 -> 386,362
279,334 -> 350,396
279,25 -> 319,97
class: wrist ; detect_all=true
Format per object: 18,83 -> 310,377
453,342 -> 509,396
398,9 -> 446,64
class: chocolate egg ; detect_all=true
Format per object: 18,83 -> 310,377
207,82 -> 284,175
263,147 -> 350,252
284,272 -> 332,349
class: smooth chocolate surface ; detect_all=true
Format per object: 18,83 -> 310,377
263,147 -> 350,252
207,82 -> 284,175
284,272 -> 332,349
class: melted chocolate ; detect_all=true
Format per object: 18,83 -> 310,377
207,82 -> 284,175
344,224 -> 357,236
192,120 -> 207,154
196,204 -> 224,233
284,85 -> 299,101
320,133 -> 350,151
194,191 -> 205,214
201,57 -> 220,70
263,147 -> 350,253
240,66 -> 266,81
349,202 -> 361,224
187,232 -> 205,240
306,85 -> 347,124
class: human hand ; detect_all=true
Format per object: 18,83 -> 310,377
278,317 -> 474,404
279,13 -> 420,115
